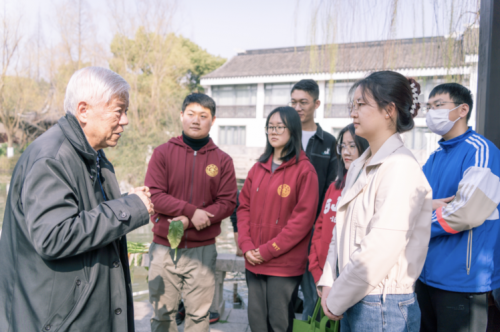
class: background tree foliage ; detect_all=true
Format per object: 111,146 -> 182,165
0,0 -> 226,187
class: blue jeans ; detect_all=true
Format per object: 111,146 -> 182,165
340,293 -> 420,332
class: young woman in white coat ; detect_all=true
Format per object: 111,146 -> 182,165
318,71 -> 433,332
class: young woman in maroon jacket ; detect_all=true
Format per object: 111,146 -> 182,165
308,124 -> 369,285
237,106 -> 319,332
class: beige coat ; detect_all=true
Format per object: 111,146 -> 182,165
318,133 -> 432,316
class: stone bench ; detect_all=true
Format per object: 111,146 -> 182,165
210,253 -> 246,315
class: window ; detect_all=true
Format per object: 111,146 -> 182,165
219,126 -> 246,145
403,127 -> 432,150
325,81 -> 353,118
264,82 -> 295,117
212,85 -> 257,118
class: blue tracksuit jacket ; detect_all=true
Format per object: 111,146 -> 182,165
420,127 -> 500,293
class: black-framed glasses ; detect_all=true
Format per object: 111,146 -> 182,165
336,142 -> 357,155
265,126 -> 287,135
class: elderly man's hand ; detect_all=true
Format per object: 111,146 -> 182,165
132,189 -> 154,215
129,186 -> 150,195
191,209 -> 214,231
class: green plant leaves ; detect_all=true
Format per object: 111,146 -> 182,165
167,220 -> 184,260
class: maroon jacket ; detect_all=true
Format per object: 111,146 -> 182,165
308,181 -> 343,283
237,151 -> 319,277
145,136 -> 237,248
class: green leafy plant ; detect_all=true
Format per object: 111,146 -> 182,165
127,241 -> 148,254
167,220 -> 184,260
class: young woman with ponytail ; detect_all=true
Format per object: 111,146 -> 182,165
318,71 -> 433,332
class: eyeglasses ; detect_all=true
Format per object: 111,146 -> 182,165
423,101 -> 458,113
288,101 -> 310,109
265,126 -> 287,135
336,142 -> 357,155
347,100 -> 366,113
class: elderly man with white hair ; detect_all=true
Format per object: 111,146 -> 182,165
0,67 -> 154,332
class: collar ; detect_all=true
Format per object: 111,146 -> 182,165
339,133 -> 404,210
182,131 -> 210,151
438,127 -> 474,150
314,123 -> 324,140
58,113 -> 97,163
365,133 -> 404,167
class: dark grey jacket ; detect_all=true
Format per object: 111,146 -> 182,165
0,114 -> 150,332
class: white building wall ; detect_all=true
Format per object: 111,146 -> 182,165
204,66 -> 476,177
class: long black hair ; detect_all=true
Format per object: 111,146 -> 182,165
258,106 -> 302,164
335,124 -> 369,189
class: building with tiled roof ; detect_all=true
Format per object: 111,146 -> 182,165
201,33 -> 479,179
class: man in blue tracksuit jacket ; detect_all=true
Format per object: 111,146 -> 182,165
416,83 -> 500,332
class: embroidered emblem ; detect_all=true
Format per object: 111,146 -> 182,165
323,148 -> 330,155
272,242 -> 281,251
277,184 -> 291,197
206,164 -> 218,177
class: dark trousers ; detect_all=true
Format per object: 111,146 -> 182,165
246,269 -> 302,332
415,279 -> 488,332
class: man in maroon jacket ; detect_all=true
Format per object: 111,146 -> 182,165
145,93 -> 237,332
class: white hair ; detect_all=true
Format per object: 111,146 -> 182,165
64,66 -> 130,115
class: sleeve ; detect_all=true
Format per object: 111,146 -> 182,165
22,158 -> 150,261
317,224 -> 337,288
202,156 -> 238,225
309,187 -> 330,283
431,166 -> 500,238
325,159 -> 431,316
237,166 -> 256,254
258,170 -> 319,261
230,191 -> 240,233
145,148 -> 197,219
325,138 -> 338,195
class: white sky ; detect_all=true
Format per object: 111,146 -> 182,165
5,0 -> 479,60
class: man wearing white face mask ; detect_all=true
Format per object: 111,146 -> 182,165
416,83 -> 500,332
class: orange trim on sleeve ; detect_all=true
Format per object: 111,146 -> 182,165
436,207 -> 459,234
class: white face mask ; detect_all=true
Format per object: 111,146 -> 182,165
425,105 -> 462,136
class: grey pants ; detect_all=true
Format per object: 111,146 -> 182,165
148,242 -> 217,332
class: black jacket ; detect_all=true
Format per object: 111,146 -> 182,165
304,123 -> 338,217
0,114 -> 149,332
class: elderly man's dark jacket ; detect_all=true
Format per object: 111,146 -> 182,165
0,114 -> 149,332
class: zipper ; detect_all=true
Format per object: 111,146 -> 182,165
189,151 -> 197,204
258,172 -> 273,246
185,151 -> 197,249
466,229 -> 473,275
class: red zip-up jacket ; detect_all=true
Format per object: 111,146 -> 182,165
145,136 -> 237,248
308,181 -> 343,283
237,151 -> 319,277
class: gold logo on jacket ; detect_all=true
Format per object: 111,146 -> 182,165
206,164 -> 218,177
277,184 -> 291,197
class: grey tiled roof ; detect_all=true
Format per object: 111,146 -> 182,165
203,35 -> 473,79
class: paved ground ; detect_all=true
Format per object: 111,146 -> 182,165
134,301 -> 250,332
